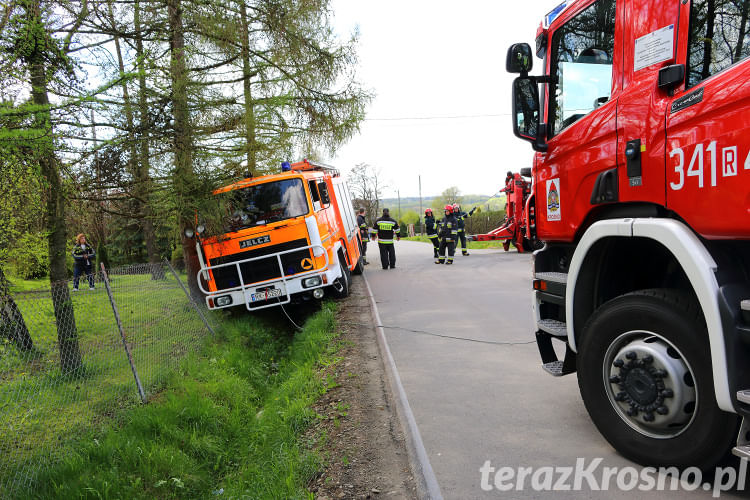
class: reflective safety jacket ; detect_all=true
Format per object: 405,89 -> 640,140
357,214 -> 369,240
425,215 -> 438,236
439,214 -> 458,241
374,216 -> 400,244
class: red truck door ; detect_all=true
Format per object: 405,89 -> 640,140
615,1 -> 679,206
665,0 -> 750,238
537,0 -> 622,241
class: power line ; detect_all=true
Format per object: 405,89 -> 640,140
364,113 -> 510,121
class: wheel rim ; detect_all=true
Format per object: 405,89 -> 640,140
603,330 -> 697,439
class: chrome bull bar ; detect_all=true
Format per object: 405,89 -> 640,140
198,244 -> 330,311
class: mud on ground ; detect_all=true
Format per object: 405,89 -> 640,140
308,275 -> 417,500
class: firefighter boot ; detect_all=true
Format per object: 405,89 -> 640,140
435,257 -> 445,264
446,257 -> 453,265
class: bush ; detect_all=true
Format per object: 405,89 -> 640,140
96,242 -> 111,271
7,232 -> 49,279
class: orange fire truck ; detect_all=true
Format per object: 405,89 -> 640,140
188,160 -> 363,311
508,0 -> 750,469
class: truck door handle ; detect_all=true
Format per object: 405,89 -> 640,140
625,141 -> 640,160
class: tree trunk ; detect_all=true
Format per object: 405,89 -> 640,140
239,0 -> 258,175
735,0 -> 749,61
110,0 -> 161,278
0,267 -> 34,352
134,0 -> 162,278
27,0 -> 82,373
168,0 -> 201,298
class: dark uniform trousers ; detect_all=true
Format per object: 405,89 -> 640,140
379,243 -> 396,269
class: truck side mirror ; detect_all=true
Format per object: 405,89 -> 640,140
513,77 -> 540,137
506,43 -> 533,74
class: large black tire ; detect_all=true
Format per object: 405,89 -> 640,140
329,252 -> 351,299
352,256 -> 365,275
577,288 -> 738,470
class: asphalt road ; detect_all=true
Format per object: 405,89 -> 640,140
365,240 -> 748,500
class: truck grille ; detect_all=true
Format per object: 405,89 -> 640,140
209,238 -> 312,290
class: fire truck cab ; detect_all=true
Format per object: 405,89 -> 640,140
194,160 -> 363,311
508,0 -> 750,468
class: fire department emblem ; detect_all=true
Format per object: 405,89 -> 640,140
546,179 -> 561,221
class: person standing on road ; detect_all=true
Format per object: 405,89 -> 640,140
72,233 -> 96,291
452,203 -> 477,256
424,208 -> 440,259
357,208 -> 370,265
373,208 -> 400,269
436,205 -> 458,265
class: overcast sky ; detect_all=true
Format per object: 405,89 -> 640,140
326,1 -> 554,198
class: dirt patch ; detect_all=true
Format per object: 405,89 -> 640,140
308,275 -> 417,499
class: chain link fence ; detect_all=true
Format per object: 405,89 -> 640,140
0,261 -> 216,496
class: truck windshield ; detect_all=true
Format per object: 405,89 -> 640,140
213,178 -> 309,233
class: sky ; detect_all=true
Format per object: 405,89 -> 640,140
326,0 -> 555,199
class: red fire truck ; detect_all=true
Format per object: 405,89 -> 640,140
508,0 -> 750,468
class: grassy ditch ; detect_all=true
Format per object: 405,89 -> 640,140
403,235 -> 510,250
19,302 -> 341,499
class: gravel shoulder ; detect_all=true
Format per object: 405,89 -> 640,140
309,275 -> 417,499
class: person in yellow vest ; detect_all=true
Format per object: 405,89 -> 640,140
373,208 -> 400,269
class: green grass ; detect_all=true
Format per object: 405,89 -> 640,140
9,302 -> 340,499
403,235 -> 511,249
0,274 -> 207,496
6,275 -> 49,293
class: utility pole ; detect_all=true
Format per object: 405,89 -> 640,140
397,189 -> 401,220
419,175 -> 423,235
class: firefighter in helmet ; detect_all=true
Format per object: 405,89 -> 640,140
436,204 -> 458,265
452,203 -> 476,256
357,208 -> 369,265
424,208 -> 440,259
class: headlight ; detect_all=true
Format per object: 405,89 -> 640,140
215,295 -> 233,307
196,224 -> 206,235
302,276 -> 322,288
184,228 -> 195,238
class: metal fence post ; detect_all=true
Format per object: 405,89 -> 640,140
100,263 -> 147,403
164,259 -> 215,336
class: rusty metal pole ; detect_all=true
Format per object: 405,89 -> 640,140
100,263 -> 147,403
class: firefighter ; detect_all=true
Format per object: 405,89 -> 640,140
424,208 -> 440,258
373,208 -> 400,269
453,203 -> 477,256
436,205 -> 458,265
357,208 -> 369,265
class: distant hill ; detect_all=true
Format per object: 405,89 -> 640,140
380,194 -> 507,217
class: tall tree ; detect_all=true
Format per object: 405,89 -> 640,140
0,0 -> 92,373
348,162 -> 385,226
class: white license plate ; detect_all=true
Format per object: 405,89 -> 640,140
251,288 -> 282,302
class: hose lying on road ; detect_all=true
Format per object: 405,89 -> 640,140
349,322 -> 536,347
